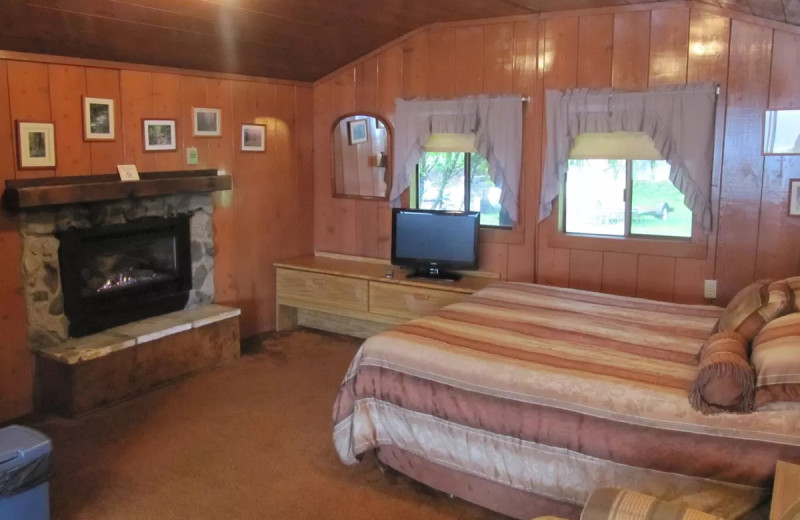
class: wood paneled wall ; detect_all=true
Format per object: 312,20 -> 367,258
312,4 -> 800,305
0,56 -> 313,422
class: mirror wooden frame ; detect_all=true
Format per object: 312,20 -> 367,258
331,112 -> 392,200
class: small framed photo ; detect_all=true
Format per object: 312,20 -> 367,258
347,119 -> 368,145
789,179 -> 800,216
16,121 -> 56,169
143,119 -> 177,151
193,107 -> 221,137
241,124 -> 266,152
83,97 -> 115,141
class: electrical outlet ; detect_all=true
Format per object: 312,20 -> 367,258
704,280 -> 717,299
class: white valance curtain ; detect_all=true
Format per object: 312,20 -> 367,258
541,82 -> 718,232
391,96 -> 523,222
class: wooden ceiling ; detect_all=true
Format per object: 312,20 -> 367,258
1,0 -> 798,82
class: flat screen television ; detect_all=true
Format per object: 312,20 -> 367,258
391,208 -> 480,281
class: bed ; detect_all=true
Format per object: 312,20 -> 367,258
332,282 -> 800,520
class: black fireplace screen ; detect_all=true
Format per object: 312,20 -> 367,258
59,216 -> 192,337
80,234 -> 176,296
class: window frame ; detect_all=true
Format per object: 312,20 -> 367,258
550,158 -> 707,259
414,151 -> 514,231
563,159 -> 694,241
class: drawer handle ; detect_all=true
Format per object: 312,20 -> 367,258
311,279 -> 327,285
413,294 -> 430,301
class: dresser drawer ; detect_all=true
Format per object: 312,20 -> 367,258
369,282 -> 467,319
276,268 -> 368,312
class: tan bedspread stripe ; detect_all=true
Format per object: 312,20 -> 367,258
491,283 -> 722,318
462,296 -> 713,342
434,308 -> 699,365
392,322 -> 694,391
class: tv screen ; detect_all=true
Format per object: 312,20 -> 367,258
391,209 -> 479,279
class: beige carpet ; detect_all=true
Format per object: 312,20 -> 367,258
30,329 -> 509,520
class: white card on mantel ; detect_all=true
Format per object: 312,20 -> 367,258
117,164 -> 140,182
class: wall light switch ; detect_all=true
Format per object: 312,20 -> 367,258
704,280 -> 717,299
186,147 -> 198,165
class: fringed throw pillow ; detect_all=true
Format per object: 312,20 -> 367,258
580,488 -> 725,520
751,313 -> 800,408
689,331 -> 754,414
785,276 -> 800,312
717,280 -> 793,340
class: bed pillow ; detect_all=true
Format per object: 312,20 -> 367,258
785,276 -> 800,311
717,280 -> 792,340
581,488 -> 725,520
689,331 -> 754,414
751,313 -> 800,408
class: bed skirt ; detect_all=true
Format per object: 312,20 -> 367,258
376,445 -> 582,520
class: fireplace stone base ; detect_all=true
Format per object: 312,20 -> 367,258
34,304 -> 240,417
20,193 -> 215,350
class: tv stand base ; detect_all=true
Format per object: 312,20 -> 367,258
405,267 -> 462,282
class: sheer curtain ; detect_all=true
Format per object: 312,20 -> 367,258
391,96 -> 523,222
541,82 -> 718,232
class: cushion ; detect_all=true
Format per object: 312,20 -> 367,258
717,280 -> 792,340
751,313 -> 800,408
689,331 -> 754,414
785,276 -> 800,311
581,488 -> 724,520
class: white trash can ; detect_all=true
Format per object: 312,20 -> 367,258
0,426 -> 52,520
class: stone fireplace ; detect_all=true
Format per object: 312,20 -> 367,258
19,193 -> 215,348
3,170 -> 239,417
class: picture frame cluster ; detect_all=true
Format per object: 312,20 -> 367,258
16,97 -> 267,169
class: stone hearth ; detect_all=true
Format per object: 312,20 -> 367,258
19,193 -> 216,349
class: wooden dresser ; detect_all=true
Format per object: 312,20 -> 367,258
275,254 -> 498,338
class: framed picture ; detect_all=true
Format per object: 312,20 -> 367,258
16,121 -> 56,169
193,107 -> 221,137
347,119 -> 368,145
83,97 -> 115,141
241,124 -> 266,152
789,179 -> 800,216
143,119 -> 177,151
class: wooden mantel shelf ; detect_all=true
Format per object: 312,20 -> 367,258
2,169 -> 231,211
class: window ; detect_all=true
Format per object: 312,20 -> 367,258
564,159 -> 693,239
541,84 -> 717,237
415,151 -> 512,228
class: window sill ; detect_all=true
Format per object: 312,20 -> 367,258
548,231 -> 707,259
480,225 -> 524,246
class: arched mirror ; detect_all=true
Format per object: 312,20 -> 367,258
332,113 -> 391,199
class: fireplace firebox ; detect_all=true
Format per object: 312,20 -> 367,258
58,216 -> 192,337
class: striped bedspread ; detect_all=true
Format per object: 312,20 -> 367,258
332,282 -> 800,518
